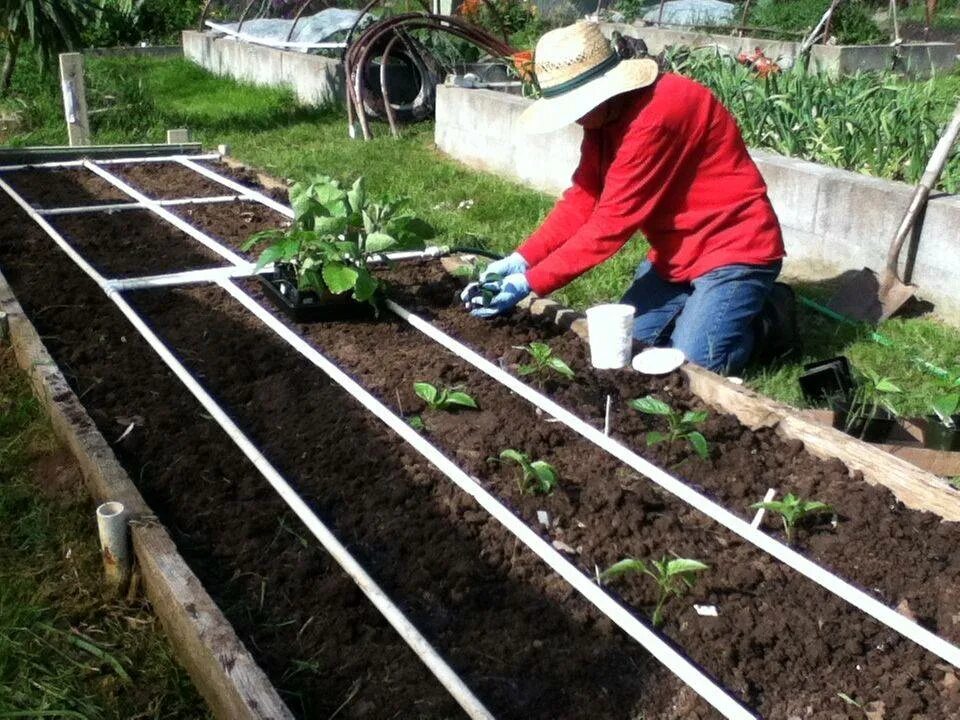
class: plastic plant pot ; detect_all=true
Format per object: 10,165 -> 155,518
832,401 -> 898,443
258,263 -> 377,322
799,356 -> 855,404
922,415 -> 960,451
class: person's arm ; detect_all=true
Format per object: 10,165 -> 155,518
515,131 -> 601,268
525,122 -> 683,296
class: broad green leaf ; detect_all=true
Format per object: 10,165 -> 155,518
361,209 -> 376,234
681,410 -> 708,426
313,215 -> 348,236
352,270 -> 380,302
646,431 -> 669,446
874,378 -> 902,393
321,262 -> 359,295
933,393 -> 960,421
299,267 -> 325,294
516,364 -> 537,376
347,176 -> 366,215
255,237 -> 300,270
687,431 -> 709,459
407,415 -> 425,432
664,558 -> 709,577
445,391 -> 478,409
365,232 -> 399,254
547,356 -> 575,379
388,215 -> 435,245
499,448 -> 528,467
242,229 -> 283,251
530,461 -> 557,493
631,396 -> 672,416
599,558 -> 646,581
414,382 -> 439,406
526,342 -> 551,360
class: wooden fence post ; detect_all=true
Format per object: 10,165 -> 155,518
59,53 -> 91,146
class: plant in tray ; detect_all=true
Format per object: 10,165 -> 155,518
923,392 -> 960,450
832,369 -> 902,442
496,449 -> 557,495
413,382 -> 478,412
515,342 -> 575,383
629,396 -> 710,460
750,493 -> 833,546
242,175 -> 435,313
600,556 -> 709,628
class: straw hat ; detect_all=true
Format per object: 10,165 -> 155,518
518,22 -> 659,135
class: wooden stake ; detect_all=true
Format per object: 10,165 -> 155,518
58,53 -> 90,147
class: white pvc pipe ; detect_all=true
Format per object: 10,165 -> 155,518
0,153 -> 220,172
218,278 -> 755,720
106,264 -> 271,291
386,299 -> 960,670
204,21 -> 347,49
83,160 -> 249,268
40,194 -> 244,215
176,157 -> 296,219
751,489 -> 777,529
97,501 -> 131,590
0,178 -> 494,720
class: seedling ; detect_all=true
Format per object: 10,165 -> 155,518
243,175 -> 434,309
600,556 -> 709,628
841,368 -> 902,435
750,492 -> 833,545
497,449 -> 557,495
629,396 -> 709,460
452,259 -> 489,282
515,342 -> 575,382
931,392 -> 960,429
407,415 -> 425,432
413,382 -> 478,411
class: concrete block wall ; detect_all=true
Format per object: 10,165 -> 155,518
435,84 -> 960,320
181,31 -> 343,106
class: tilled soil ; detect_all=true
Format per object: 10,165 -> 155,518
2,163 -> 959,719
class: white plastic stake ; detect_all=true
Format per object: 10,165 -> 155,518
751,489 -> 777,529
96,501 -> 130,592
604,395 -> 612,436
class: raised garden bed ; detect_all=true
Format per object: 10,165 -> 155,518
1,156 -> 959,719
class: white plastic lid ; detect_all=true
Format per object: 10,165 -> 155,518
632,348 -> 686,375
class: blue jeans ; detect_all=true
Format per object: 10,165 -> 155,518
620,260 -> 782,374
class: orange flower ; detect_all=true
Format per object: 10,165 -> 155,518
512,50 -> 534,82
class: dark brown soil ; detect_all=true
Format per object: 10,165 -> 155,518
1,167 -> 130,207
2,162 -> 960,719
172,200 -> 291,249
110,162 -> 246,200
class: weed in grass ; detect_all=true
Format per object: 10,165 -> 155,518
600,556 -> 709,628
413,382 -> 478,411
629,396 -> 710,460
750,492 -> 834,545
515,342 -> 575,383
496,449 -> 558,495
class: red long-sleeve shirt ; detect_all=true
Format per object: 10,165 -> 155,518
517,73 -> 785,296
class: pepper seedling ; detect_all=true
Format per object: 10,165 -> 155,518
749,492 -> 833,545
497,449 -> 558,495
600,556 -> 709,628
629,396 -> 709,459
931,392 -> 960,429
413,382 -> 478,412
515,342 -> 575,382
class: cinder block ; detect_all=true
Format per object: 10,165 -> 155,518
752,150 -> 833,234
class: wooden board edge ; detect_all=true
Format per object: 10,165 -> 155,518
0,269 -> 294,720
218,159 -> 960,519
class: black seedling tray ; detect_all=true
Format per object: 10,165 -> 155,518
257,266 -> 375,323
799,355 -> 855,404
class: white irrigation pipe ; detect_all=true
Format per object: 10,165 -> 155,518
106,264 -> 271,292
0,177 -> 495,720
40,194 -> 245,216
83,160 -> 249,268
217,278 -> 756,720
176,156 -> 296,219
0,153 -> 220,172
204,21 -> 347,49
156,161 -> 960,667
386,300 -> 960,669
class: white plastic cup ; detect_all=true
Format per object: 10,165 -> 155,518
585,304 -> 635,370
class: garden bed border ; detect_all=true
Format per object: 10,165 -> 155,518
0,159 -> 293,720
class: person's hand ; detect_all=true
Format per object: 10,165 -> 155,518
468,273 -> 531,318
460,252 -> 529,304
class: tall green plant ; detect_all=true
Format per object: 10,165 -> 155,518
0,0 -> 94,94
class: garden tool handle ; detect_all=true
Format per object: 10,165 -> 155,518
885,97 -> 960,279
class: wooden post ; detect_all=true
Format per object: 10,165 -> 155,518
58,53 -> 90,147
167,128 -> 191,144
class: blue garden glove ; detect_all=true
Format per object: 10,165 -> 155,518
460,252 -> 529,304
468,272 -> 531,318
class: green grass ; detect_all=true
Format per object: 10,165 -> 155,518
0,349 -> 209,719
4,53 -> 960,416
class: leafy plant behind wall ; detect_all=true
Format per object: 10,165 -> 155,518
243,175 -> 435,309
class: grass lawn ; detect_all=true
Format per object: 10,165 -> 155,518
4,52 -> 960,417
0,349 -> 209,718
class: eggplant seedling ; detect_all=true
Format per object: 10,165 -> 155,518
413,382 -> 478,412
629,396 -> 709,459
515,342 -> 575,382
750,493 -> 833,545
497,449 -> 558,495
600,556 -> 709,628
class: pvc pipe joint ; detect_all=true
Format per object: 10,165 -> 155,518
96,501 -> 131,593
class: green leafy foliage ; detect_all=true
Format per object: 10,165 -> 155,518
949,477 -> 960,491
932,392 -> 960,428
413,382 -> 479,412
842,368 -> 902,432
243,176 -> 434,309
750,492 -> 833,545
630,396 -> 710,459
515,342 -> 575,383
747,0 -> 885,45
83,0 -> 201,48
407,414 -> 425,432
600,556 -> 709,628
451,258 -> 489,282
497,448 -> 557,495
